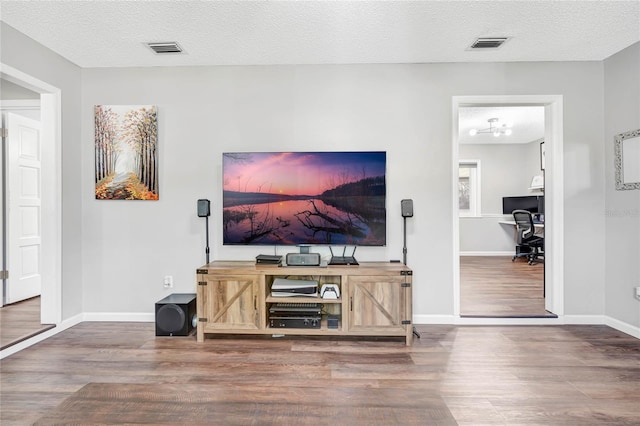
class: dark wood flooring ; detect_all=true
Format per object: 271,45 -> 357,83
0,296 -> 54,350
460,256 -> 553,317
2,323 -> 639,425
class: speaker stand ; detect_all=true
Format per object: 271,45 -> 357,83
402,215 -> 420,339
204,215 -> 210,264
403,216 -> 408,266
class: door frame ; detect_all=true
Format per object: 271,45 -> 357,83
452,95 -> 564,318
1,63 -> 61,325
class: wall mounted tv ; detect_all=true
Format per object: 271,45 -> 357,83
222,151 -> 386,246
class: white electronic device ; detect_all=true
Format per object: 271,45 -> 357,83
271,278 -> 318,297
320,284 -> 340,299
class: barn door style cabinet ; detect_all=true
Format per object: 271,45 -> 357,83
196,261 -> 414,345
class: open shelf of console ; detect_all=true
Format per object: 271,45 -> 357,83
196,260 -> 413,345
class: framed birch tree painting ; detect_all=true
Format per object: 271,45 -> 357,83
94,105 -> 159,200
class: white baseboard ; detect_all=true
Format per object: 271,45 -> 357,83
82,312 -> 155,322
604,316 -> 640,339
414,314 -> 639,339
414,314 -> 563,325
460,251 -> 513,256
563,314 -> 605,324
413,314 -> 456,324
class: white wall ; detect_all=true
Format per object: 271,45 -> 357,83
3,22 -> 638,333
604,42 -> 640,328
0,79 -> 40,100
1,22 -> 83,320
459,141 -> 543,253
81,61 -> 607,319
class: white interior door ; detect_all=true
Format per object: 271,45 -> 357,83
6,112 -> 41,304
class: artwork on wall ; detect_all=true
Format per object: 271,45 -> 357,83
94,105 -> 159,200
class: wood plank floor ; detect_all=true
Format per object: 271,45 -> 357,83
0,297 -> 54,350
460,256 -> 552,317
2,323 -> 639,425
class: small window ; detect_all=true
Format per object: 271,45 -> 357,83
459,160 -> 481,217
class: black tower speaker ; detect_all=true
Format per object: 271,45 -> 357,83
401,199 -> 414,217
197,199 -> 210,217
155,293 -> 196,336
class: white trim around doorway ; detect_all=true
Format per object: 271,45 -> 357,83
0,63 -> 62,325
452,95 -> 564,319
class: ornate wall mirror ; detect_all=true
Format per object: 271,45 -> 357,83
614,128 -> 640,190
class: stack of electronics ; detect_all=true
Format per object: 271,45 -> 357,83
270,277 -> 318,297
269,302 -> 322,329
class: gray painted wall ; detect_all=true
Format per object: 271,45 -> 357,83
80,61 -> 606,319
1,22 -> 83,319
5,21 -> 636,329
604,42 -> 640,328
459,141 -> 543,253
0,79 -> 39,99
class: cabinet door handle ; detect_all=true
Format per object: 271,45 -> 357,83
350,296 -> 353,311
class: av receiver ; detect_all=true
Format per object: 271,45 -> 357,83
285,252 -> 321,266
269,315 -> 321,329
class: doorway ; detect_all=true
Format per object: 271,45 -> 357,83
457,105 -> 549,317
0,64 -> 62,350
452,95 -> 564,320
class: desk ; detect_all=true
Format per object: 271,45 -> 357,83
499,220 -> 544,237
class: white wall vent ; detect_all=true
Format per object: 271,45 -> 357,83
468,37 -> 510,50
146,42 -> 183,54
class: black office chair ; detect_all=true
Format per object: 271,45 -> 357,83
512,209 -> 544,265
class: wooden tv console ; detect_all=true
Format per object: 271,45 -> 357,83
196,261 -> 414,345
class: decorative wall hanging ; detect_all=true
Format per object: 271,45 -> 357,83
614,128 -> 640,190
94,105 -> 159,200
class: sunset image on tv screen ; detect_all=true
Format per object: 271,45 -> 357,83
222,151 -> 386,246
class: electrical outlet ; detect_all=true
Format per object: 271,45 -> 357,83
163,275 -> 173,288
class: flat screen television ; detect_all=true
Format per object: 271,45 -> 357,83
502,195 -> 544,215
222,151 -> 386,246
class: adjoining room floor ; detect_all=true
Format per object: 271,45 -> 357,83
0,297 -> 54,350
460,256 -> 554,317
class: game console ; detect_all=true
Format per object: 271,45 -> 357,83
320,284 -> 340,299
271,278 -> 318,297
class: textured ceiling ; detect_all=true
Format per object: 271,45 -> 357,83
1,0 -> 639,68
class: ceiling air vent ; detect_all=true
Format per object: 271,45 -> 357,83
469,37 -> 509,50
146,42 -> 183,54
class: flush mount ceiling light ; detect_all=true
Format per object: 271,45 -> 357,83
469,118 -> 513,137
146,42 -> 183,54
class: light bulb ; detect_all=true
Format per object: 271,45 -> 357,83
469,129 -> 478,136
505,129 -> 512,136
493,130 -> 500,137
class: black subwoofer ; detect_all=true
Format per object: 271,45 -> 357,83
155,293 -> 196,336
